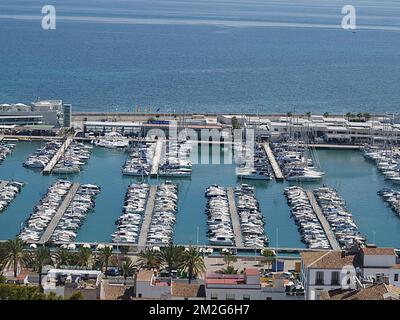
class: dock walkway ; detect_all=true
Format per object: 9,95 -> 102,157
39,183 -> 80,244
138,185 -> 158,246
262,143 -> 284,181
150,140 -> 164,177
42,136 -> 74,174
307,144 -> 361,150
306,190 -> 341,250
227,187 -> 244,247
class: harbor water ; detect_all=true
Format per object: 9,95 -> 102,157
0,141 -> 399,248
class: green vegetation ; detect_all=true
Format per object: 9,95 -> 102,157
231,116 -> 241,129
179,246 -> 206,284
96,246 -> 113,278
323,112 -> 330,118
262,249 -> 276,270
219,265 -> 238,275
120,257 -> 135,280
138,248 -> 160,270
0,284 -> 82,300
222,252 -> 237,269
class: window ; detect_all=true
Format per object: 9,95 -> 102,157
210,293 -> 218,300
243,294 -> 250,300
331,271 -> 340,285
395,274 -> 399,282
138,293 -> 142,298
316,271 -> 324,285
226,294 -> 235,300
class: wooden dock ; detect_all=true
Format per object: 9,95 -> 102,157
138,185 -> 158,246
227,187 -> 244,247
39,183 -> 80,244
262,143 -> 284,181
42,136 -> 74,175
306,190 -> 341,250
150,140 -> 164,177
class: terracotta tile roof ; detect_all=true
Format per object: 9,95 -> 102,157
321,283 -> 400,300
102,282 -> 135,300
361,247 -> 396,256
171,282 -> 206,298
301,251 -> 359,269
136,270 -> 154,282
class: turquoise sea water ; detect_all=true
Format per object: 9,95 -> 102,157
0,142 -> 399,248
1,0 -> 400,113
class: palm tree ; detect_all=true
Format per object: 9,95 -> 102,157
157,244 -> 184,276
323,112 -> 330,118
220,265 -> 238,275
77,246 -> 92,268
120,257 -> 135,280
262,249 -> 276,271
138,248 -> 160,270
345,112 -> 353,120
305,112 -> 311,119
3,238 -> 27,277
180,247 -> 206,284
53,247 -> 71,268
29,247 -> 52,291
222,252 -> 237,269
97,246 -> 113,278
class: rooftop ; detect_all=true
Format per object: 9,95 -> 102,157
361,247 -> 396,256
320,283 -> 400,300
301,251 -> 360,269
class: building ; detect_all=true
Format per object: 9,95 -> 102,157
301,246 -> 400,300
300,251 -> 360,300
320,283 -> 400,300
42,269 -> 102,300
135,270 -> 205,300
205,268 -> 303,300
63,104 -> 72,128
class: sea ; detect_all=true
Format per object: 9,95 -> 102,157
0,0 -> 400,113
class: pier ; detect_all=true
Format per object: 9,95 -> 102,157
39,183 -> 80,244
227,187 -> 244,247
42,136 -> 74,174
262,143 -> 284,181
307,144 -> 361,150
138,185 -> 158,246
150,140 -> 164,177
306,190 -> 340,250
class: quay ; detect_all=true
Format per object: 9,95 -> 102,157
138,185 -> 158,246
42,136 -> 74,174
227,187 -> 244,247
150,139 -> 164,177
39,183 -> 80,244
305,190 -> 341,250
307,144 -> 362,150
262,143 -> 284,181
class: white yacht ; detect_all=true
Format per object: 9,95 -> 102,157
96,132 -> 129,149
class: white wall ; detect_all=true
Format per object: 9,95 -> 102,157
363,255 -> 396,268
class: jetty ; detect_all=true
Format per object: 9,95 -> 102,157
150,140 -> 164,177
307,144 -> 361,150
306,190 -> 340,250
39,183 -> 80,244
138,185 -> 158,246
262,143 -> 284,181
227,187 -> 244,247
42,136 -> 74,174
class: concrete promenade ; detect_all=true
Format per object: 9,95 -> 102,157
306,190 -> 341,250
138,185 -> 158,246
39,183 -> 80,244
227,187 -> 244,247
42,136 -> 74,174
150,140 -> 163,177
262,143 -> 284,181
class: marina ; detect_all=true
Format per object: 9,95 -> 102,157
305,190 -> 340,250
122,142 -> 155,176
112,183 -> 150,244
378,188 -> 400,217
284,186 -> 331,249
227,187 -> 244,247
138,185 -> 157,246
150,139 -> 163,177
262,143 -> 284,181
42,136 -> 74,174
235,143 -> 273,181
0,180 -> 24,213
0,141 -> 399,249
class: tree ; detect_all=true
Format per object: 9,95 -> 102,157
222,252 -> 237,269
286,112 -> 292,117
180,247 -> 206,284
219,265 -> 238,275
345,112 -> 353,120
157,244 -> 184,276
120,257 -> 135,280
323,112 -> 330,118
138,248 -> 160,270
53,247 -> 71,268
29,247 -> 52,292
305,112 -> 311,119
231,116 -> 241,130
3,238 -> 28,277
262,249 -> 276,271
363,112 -> 371,120
68,292 -> 84,300
97,247 -> 113,278
77,246 -> 92,268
